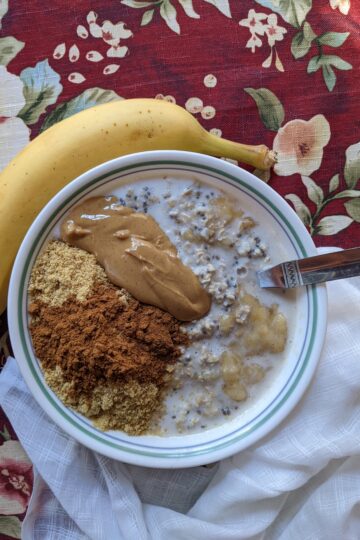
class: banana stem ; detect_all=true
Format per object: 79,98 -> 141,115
201,132 -> 277,171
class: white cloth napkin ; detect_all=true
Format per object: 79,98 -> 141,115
1,250 -> 360,540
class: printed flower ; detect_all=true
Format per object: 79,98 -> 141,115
262,47 -> 284,72
273,115 -> 331,176
0,66 -> 30,171
0,441 -> 33,515
264,14 -> 287,47
246,34 -> 262,53
101,21 -> 133,46
330,0 -> 351,15
239,9 -> 267,36
86,13 -> 133,58
155,94 -> 176,103
87,10 -> 102,37
107,45 -> 129,59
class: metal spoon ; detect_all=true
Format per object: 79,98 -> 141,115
257,247 -> 360,289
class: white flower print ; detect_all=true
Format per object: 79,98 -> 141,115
155,94 -> 176,103
239,9 -> 267,36
107,45 -> 129,59
86,51 -> 104,62
87,11 -> 97,24
85,13 -> 133,60
69,44 -> 80,63
203,74 -> 217,88
77,25 -> 89,39
101,21 -> 133,46
103,64 -> 120,75
89,23 -> 102,38
240,10 -> 287,72
53,43 -> 66,60
330,0 -> 351,15
246,33 -> 262,53
201,105 -> 216,120
210,128 -> 222,137
0,66 -> 30,170
264,14 -> 287,47
53,11 -> 132,78
185,97 -> 203,114
68,72 -> 86,84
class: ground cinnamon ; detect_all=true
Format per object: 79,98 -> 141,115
30,283 -> 186,393
29,280 -> 187,434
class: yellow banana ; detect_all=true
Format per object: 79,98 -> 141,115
0,98 -> 276,313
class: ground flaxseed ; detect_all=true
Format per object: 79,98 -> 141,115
45,365 -> 162,435
28,240 -> 108,306
28,248 -> 187,435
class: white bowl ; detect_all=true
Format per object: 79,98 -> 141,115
8,151 -> 327,468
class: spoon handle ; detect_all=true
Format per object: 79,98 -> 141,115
257,247 -> 360,289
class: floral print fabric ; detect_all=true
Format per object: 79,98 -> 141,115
0,0 -> 359,535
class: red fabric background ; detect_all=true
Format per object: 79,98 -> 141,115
0,0 -> 359,533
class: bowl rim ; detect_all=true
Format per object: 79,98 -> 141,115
8,150 -> 327,468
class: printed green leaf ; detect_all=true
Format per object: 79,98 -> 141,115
329,174 -> 339,193
307,55 -> 321,73
332,190 -> 360,199
254,0 -> 312,28
344,142 -> 360,188
291,22 -> 316,59
203,0 -> 231,18
160,0 -> 180,34
316,215 -> 353,235
308,54 -> 352,90
345,199 -> 360,222
307,54 -> 352,92
322,64 -> 336,92
0,516 -> 21,539
0,1 -> 9,27
121,0 -> 158,7
178,0 -> 199,18
323,54 -> 352,70
141,8 -> 155,25
0,424 -> 11,441
303,20 -> 317,42
0,36 -> 25,66
18,60 -> 63,125
244,87 -> 285,131
285,194 -> 311,226
318,31 -> 349,48
291,31 -> 311,59
301,176 -> 324,206
40,88 -> 122,132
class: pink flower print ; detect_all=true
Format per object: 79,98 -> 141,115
273,115 -> 331,176
0,441 -> 33,515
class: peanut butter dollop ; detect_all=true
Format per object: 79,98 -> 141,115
61,196 -> 211,321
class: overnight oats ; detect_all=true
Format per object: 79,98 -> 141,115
28,177 -> 291,436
